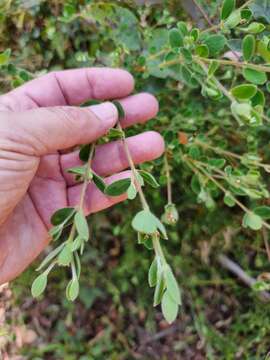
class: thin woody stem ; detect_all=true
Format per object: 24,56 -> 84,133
116,121 -> 167,263
79,144 -> 95,210
195,139 -> 270,170
164,152 -> 172,204
68,143 -> 95,243
117,121 -> 149,211
199,57 -> 270,74
184,156 -> 270,231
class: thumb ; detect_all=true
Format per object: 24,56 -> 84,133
2,102 -> 117,156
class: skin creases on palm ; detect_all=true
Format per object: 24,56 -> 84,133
0,67 -> 164,284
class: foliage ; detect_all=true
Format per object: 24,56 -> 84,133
2,0 -> 270,358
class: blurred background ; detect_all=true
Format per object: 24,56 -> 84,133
1,1 -> 270,359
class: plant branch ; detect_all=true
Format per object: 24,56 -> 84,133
199,57 -> 270,73
68,143 -> 95,243
164,151 -> 172,204
117,122 -> 149,211
184,156 -> 270,231
218,254 -> 270,302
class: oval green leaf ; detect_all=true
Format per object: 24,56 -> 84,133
242,67 -> 267,85
169,28 -> 183,48
132,210 -> 157,234
105,178 -> 131,196
242,34 -> 255,61
148,258 -> 158,287
92,172 -> 106,193
242,212 -> 263,230
75,211 -> 89,241
31,273 -> 47,298
164,266 -> 181,305
254,206 -> 270,220
221,0 -> 235,20
231,84 -> 257,100
139,170 -> 159,188
66,278 -> 79,301
51,207 -> 75,226
161,290 -> 179,324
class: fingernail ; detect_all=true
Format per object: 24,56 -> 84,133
90,102 -> 118,129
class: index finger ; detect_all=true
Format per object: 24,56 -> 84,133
0,68 -> 134,111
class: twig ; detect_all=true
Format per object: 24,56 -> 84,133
218,254 -> 270,302
262,227 -> 270,261
164,152 -> 172,204
192,0 -> 213,27
140,323 -> 182,345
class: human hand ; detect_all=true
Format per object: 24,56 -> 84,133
0,68 -> 164,284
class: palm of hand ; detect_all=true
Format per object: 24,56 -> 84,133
0,68 -> 163,283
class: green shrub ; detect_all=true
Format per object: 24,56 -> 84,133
2,0 -> 270,357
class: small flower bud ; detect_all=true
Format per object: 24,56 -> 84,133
163,203 -> 179,225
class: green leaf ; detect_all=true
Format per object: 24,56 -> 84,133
142,236 -> 153,250
224,9 -> 241,29
66,166 -> 86,176
161,290 -> 179,324
164,266 -> 181,305
92,172 -> 106,193
66,278 -> 79,301
257,37 -> 270,62
231,84 -> 257,100
203,34 -> 227,56
254,206 -> 270,219
79,144 -> 91,162
224,193 -> 236,207
113,7 -> 141,51
231,101 -> 252,120
251,89 -> 265,107
180,48 -> 192,64
154,217 -> 168,239
105,178 -> 131,196
71,236 -> 84,252
0,49 -> 11,66
31,274 -> 47,298
169,28 -> 183,48
242,35 -> 255,61
132,210 -> 157,234
153,273 -> 165,306
36,243 -> 65,271
58,245 -> 73,266
74,211 -> 89,241
190,28 -> 199,41
177,21 -> 188,36
112,101 -> 125,119
107,127 -> 124,139
242,212 -> 263,230
208,158 -> 226,168
242,67 -> 267,85
138,170 -> 159,188
51,207 -> 75,226
49,225 -> 64,241
208,60 -> 219,77
221,0 -> 235,20
148,258 -> 158,287
240,22 -> 265,34
127,182 -> 137,200
195,44 -> 209,58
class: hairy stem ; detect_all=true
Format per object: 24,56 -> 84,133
117,122 -> 149,210
116,121 -> 167,262
199,57 -> 270,74
164,152 -> 172,204
184,156 -> 270,230
68,143 -> 95,243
